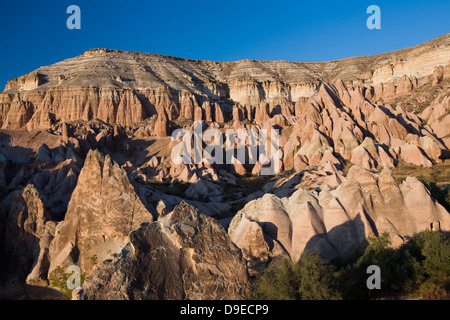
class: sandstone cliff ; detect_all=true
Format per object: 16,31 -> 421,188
0,35 -> 448,181
1,34 -> 449,138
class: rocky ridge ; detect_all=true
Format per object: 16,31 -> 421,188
0,150 -> 155,297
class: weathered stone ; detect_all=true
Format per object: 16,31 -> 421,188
74,202 -> 250,300
49,150 -> 154,274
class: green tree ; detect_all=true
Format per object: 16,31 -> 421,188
339,233 -> 420,299
297,252 -> 341,300
414,231 -> 450,278
249,231 -> 450,300
249,252 -> 341,300
49,266 -> 86,300
405,231 -> 450,299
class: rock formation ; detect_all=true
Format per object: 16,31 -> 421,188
73,202 -> 250,300
1,34 -> 449,138
1,185 -> 55,291
0,148 -> 156,298
228,165 -> 450,275
49,149 -> 154,274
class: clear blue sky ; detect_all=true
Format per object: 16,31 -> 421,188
0,0 -> 449,89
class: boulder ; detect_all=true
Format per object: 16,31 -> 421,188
73,202 -> 250,300
1,185 -> 56,293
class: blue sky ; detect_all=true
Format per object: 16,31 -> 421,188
0,0 -> 449,89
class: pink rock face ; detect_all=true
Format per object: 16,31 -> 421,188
73,202 -> 251,300
202,100 -> 214,122
230,155 -> 247,176
1,35 -> 450,300
253,102 -> 270,124
194,105 -> 203,121
226,194 -> 299,273
350,147 -> 377,170
214,102 -> 226,123
229,165 -> 450,275
422,94 -> 450,149
432,63 -> 450,86
377,146 -> 396,168
399,143 -> 433,167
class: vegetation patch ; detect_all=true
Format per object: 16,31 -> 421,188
248,231 -> 450,300
49,266 -> 86,300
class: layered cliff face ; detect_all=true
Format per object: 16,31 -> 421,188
1,34 -> 449,133
0,35 -> 448,178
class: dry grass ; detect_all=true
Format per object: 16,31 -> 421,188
342,160 -> 354,175
392,159 -> 450,211
150,181 -> 190,198
173,116 -> 193,128
240,175 -> 271,195
392,159 -> 450,186
340,159 -> 450,211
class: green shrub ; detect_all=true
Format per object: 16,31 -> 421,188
296,252 -> 341,300
418,278 -> 450,300
249,252 -> 341,300
412,231 -> 450,278
424,182 -> 450,212
49,266 -> 86,300
404,231 -> 450,299
249,258 -> 302,300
